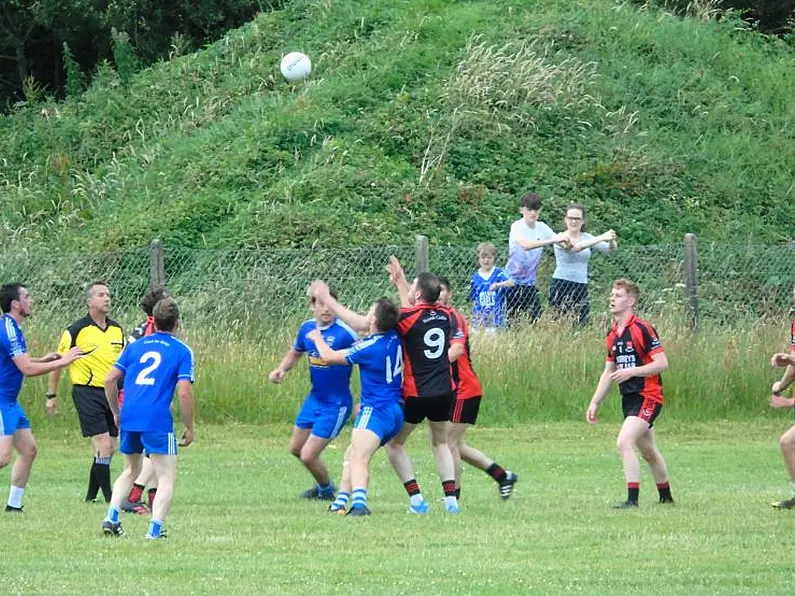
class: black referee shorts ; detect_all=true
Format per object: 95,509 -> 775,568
72,385 -> 118,438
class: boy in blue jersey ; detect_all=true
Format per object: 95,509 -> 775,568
0,284 -> 82,512
306,289 -> 403,516
101,298 -> 195,539
269,287 -> 358,500
469,242 -> 514,332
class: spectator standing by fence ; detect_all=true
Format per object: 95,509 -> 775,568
505,193 -> 569,325
550,204 -> 617,325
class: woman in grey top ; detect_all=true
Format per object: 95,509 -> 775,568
549,203 -> 617,324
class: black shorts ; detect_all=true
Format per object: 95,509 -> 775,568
403,393 -> 455,425
72,385 -> 118,438
507,284 -> 542,324
621,393 -> 663,428
450,396 -> 482,425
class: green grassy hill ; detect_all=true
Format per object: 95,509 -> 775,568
1,0 -> 793,251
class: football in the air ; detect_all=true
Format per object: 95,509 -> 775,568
280,52 -> 312,82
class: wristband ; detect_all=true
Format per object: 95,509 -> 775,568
46,392 -> 56,399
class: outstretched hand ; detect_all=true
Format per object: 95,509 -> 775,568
387,255 -> 407,286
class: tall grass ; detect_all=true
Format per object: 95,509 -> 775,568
18,311 -> 790,433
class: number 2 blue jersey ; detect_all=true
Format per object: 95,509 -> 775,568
345,330 -> 403,409
115,332 -> 195,433
294,319 -> 357,402
469,268 -> 510,328
0,314 -> 26,406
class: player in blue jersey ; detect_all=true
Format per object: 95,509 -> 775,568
307,295 -> 403,516
101,298 -> 195,539
0,283 -> 82,512
469,242 -> 514,332
269,287 -> 358,500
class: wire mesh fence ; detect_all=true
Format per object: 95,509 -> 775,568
0,237 -> 792,334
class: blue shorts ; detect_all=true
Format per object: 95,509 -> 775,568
295,394 -> 351,440
120,430 -> 178,456
0,403 -> 31,436
354,402 -> 404,446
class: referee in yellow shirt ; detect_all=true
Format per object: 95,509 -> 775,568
46,281 -> 125,503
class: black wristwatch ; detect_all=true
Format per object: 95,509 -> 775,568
46,392 -> 56,400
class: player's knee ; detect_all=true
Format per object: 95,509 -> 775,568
780,433 -> 795,450
22,441 -> 37,461
289,445 -> 302,459
616,436 -> 634,453
0,451 -> 11,468
299,449 -> 318,466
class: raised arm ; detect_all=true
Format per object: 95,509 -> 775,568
514,232 -> 569,251
387,256 -> 412,308
572,230 -> 617,253
307,329 -> 349,365
307,280 -> 369,333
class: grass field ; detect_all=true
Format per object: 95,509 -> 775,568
2,420 -> 795,595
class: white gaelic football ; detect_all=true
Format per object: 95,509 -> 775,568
280,52 -> 312,82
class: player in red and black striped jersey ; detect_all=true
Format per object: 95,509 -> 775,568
586,279 -> 674,508
120,285 -> 169,515
383,258 -> 461,514
769,282 -> 795,509
438,277 -> 517,501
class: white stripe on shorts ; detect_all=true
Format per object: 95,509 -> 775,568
355,406 -> 373,430
168,432 -> 176,455
330,406 -> 348,438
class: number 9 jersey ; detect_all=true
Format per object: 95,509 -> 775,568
114,332 -> 195,433
397,304 -> 462,398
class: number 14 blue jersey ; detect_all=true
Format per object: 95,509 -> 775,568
115,332 -> 195,433
345,330 -> 402,409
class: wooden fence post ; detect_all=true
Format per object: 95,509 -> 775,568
684,233 -> 699,332
415,235 -> 429,275
149,239 -> 165,287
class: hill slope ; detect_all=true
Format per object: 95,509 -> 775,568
0,0 -> 793,250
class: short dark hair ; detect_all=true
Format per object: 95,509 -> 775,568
140,285 -> 169,316
416,273 -> 441,303
86,281 -> 109,299
438,276 -> 451,292
153,297 -> 180,332
373,297 -> 398,333
520,192 -> 543,211
0,283 -> 25,314
310,285 -> 339,305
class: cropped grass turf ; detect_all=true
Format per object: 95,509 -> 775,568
2,421 -> 795,595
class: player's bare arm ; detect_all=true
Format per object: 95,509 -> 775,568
104,367 -> 123,420
514,233 -> 570,251
177,380 -> 195,446
269,348 -> 302,384
13,346 -> 82,378
387,256 -> 411,308
307,329 -> 349,365
449,342 -> 465,363
307,280 -> 369,332
587,361 -> 617,424
609,352 -> 668,384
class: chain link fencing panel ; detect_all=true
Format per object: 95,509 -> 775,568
0,240 -> 791,335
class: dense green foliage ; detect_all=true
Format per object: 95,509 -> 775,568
1,0 -> 794,251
